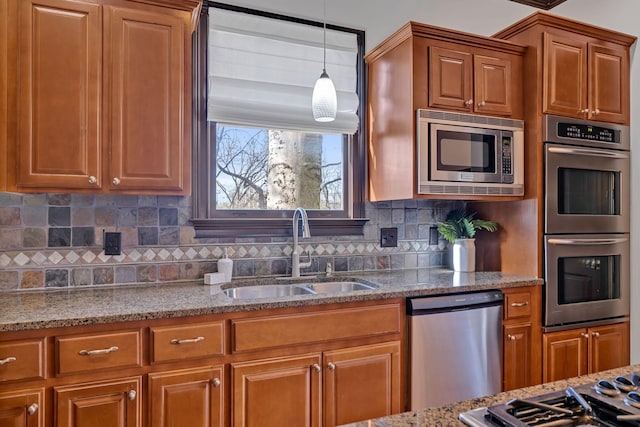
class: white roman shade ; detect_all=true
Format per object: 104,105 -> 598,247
207,8 -> 360,134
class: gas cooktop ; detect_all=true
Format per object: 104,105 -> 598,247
459,373 -> 640,427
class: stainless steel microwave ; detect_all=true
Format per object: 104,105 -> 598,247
416,109 -> 524,197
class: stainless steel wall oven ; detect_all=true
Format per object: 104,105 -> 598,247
543,115 -> 630,328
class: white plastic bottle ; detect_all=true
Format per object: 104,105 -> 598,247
217,248 -> 233,283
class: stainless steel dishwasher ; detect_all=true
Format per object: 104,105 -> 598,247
407,290 -> 503,409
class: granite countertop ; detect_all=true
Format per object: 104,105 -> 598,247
339,364 -> 640,427
0,268 -> 542,332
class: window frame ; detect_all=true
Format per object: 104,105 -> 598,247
191,2 -> 368,238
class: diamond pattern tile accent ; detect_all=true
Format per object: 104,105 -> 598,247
82,251 -> 97,263
248,246 -> 259,257
32,252 -> 47,265
14,253 -> 30,266
0,254 -> 10,267
143,249 -> 156,261
48,252 -> 63,264
236,247 -> 247,257
198,247 -> 211,258
98,253 -> 112,263
171,248 -> 184,259
185,248 -> 198,259
128,250 -> 141,262
65,251 -> 80,264
260,246 -> 271,257
212,247 -> 223,258
158,249 -> 171,260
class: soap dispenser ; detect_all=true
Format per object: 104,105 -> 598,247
218,248 -> 233,283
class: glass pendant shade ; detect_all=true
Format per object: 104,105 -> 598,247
312,69 -> 337,122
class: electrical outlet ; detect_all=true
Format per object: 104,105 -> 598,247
380,227 -> 398,247
104,232 -> 122,256
429,226 -> 439,245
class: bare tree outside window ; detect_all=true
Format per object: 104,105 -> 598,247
215,124 -> 344,211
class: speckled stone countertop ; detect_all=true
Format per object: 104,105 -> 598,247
0,268 -> 542,332
339,364 -> 640,427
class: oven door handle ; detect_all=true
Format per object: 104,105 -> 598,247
547,146 -> 630,159
547,237 -> 628,245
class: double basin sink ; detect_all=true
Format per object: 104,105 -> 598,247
222,280 -> 378,299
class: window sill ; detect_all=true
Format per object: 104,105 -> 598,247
191,218 -> 369,238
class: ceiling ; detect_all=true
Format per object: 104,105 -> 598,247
509,0 -> 567,9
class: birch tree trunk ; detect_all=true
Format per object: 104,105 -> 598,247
267,131 -> 322,209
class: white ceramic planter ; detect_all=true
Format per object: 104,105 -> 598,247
452,238 -> 476,272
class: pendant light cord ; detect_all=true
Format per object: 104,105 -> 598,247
322,0 -> 327,71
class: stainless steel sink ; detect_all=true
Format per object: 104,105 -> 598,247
301,281 -> 378,293
222,284 -> 314,299
222,280 -> 378,299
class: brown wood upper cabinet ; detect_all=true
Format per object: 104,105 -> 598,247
13,0 -> 193,194
429,46 -> 514,116
544,32 -> 629,124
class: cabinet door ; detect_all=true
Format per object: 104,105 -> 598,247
231,354 -> 321,427
429,46 -> 473,112
0,388 -> 44,427
18,0 -> 101,190
543,329 -> 588,383
474,55 -> 512,116
148,366 -> 224,427
55,377 -> 141,427
589,322 -> 629,373
323,342 -> 400,427
588,44 -> 629,124
105,6 -> 188,193
503,324 -> 531,391
543,33 -> 587,119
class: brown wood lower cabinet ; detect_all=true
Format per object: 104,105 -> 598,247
543,321 -> 630,382
231,342 -> 401,427
54,377 -> 142,427
148,366 -> 224,427
0,388 -> 44,427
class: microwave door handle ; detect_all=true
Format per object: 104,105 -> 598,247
547,238 -> 629,245
547,146 -> 630,159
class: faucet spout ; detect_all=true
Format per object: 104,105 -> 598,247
292,208 -> 312,278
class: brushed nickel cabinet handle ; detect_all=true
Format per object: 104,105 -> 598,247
170,336 -> 205,345
79,346 -> 119,356
112,177 -> 121,186
327,362 -> 336,370
88,176 -> 97,184
128,390 -> 136,401
27,403 -> 38,415
0,356 -> 17,365
312,363 -> 321,373
212,378 -> 221,387
511,301 -> 528,307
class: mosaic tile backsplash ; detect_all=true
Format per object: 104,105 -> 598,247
0,192 -> 455,290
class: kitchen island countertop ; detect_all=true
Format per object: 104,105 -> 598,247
339,364 -> 640,426
0,268 -> 541,331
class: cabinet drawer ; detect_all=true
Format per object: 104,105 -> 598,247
0,338 -> 45,382
56,330 -> 141,375
504,290 -> 533,320
150,321 -> 225,363
232,304 -> 401,353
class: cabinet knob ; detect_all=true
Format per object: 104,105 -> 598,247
88,176 -> 97,184
27,403 -> 38,416
581,332 -> 589,339
507,334 -> 516,341
580,108 -> 589,114
212,378 -> 221,387
327,362 -> 336,370
477,101 -> 486,107
592,331 -> 600,338
312,363 -> 321,373
592,108 -> 600,115
464,99 -> 473,106
128,390 -> 137,401
112,177 -> 121,186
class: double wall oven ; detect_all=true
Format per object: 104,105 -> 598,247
543,115 -> 630,328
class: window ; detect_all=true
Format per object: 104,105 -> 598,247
192,3 -> 367,237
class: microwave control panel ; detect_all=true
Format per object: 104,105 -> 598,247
501,135 -> 514,183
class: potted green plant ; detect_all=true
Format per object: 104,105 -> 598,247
437,208 -> 498,272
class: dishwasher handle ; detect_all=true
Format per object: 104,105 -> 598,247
407,290 -> 503,314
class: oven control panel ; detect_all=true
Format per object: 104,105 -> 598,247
557,122 -> 620,143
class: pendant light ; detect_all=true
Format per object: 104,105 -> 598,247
311,0 -> 337,122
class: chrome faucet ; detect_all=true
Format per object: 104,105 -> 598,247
292,207 -> 312,278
